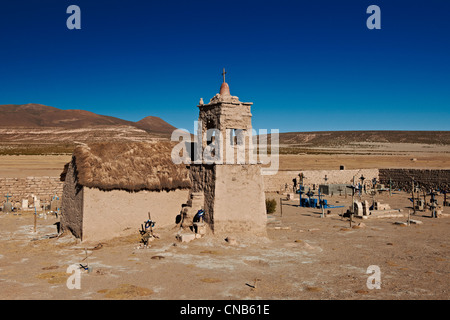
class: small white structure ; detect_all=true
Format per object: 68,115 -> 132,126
21,199 -> 29,211
353,201 -> 364,217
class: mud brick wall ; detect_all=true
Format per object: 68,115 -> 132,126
379,169 -> 450,191
0,176 -> 63,204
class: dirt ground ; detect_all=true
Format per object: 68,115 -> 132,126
0,150 -> 449,301
0,155 -> 71,178
278,153 -> 450,170
0,191 -> 448,300
1,151 -> 449,178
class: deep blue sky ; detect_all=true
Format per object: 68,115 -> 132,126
1,0 -> 449,132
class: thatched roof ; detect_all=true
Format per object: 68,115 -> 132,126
65,141 -> 191,192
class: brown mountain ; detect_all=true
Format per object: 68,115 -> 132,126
0,103 -> 176,133
135,116 -> 177,133
278,131 -> 450,146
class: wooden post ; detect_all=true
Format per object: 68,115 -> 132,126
351,176 -> 355,214
34,206 -> 37,233
279,198 -> 283,217
389,178 -> 392,197
422,189 -> 427,212
147,211 -> 154,235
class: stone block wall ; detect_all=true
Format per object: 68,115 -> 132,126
264,168 -> 450,193
0,176 -> 63,205
379,169 -> 450,191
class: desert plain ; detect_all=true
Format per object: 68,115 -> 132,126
0,138 -> 449,300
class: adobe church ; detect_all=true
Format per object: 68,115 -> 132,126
184,69 -> 267,235
60,70 -> 267,242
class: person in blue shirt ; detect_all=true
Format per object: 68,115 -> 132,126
194,209 -> 205,223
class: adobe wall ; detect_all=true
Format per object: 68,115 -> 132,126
0,176 -> 63,206
212,164 -> 267,235
81,187 -> 190,242
379,169 -> 450,191
189,164 -> 216,225
60,159 -> 84,239
263,169 -> 380,193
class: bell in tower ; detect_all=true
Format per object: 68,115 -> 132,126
187,69 -> 267,235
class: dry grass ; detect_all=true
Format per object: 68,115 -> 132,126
42,265 -> 60,270
355,289 -> 369,294
200,250 -> 222,255
97,284 -> 153,299
386,260 -> 400,267
305,286 -> 323,292
36,271 -> 68,284
0,143 -> 75,156
69,141 -> 191,191
200,278 -> 222,283
100,233 -> 141,247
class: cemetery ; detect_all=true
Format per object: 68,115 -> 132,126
0,73 -> 448,300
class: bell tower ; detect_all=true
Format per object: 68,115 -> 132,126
188,69 -> 267,235
196,68 -> 255,165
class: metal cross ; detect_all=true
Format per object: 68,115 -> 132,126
222,68 -> 226,83
5,193 -> 11,203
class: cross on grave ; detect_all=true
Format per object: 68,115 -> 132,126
372,177 -> 377,186
2,193 -> 13,214
298,173 -> 304,185
428,190 -> 439,218
442,189 -> 449,206
347,181 -> 357,214
346,184 -> 357,195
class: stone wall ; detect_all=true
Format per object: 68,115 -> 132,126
60,158 -> 84,239
264,168 -> 450,193
263,169 -> 380,193
189,164 -> 216,225
379,169 -> 450,191
0,176 -> 63,206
